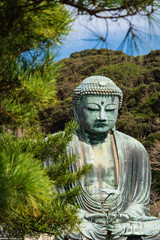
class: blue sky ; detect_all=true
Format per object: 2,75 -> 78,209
56,14 -> 160,61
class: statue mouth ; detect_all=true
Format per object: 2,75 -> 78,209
94,121 -> 113,127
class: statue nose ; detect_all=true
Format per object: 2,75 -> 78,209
99,108 -> 107,120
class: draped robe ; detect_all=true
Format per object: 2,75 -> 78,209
56,130 -> 160,240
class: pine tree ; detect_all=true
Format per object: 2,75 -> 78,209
0,1 -> 91,238
1,122 -> 91,239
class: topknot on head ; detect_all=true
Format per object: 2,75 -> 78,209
73,76 -> 123,109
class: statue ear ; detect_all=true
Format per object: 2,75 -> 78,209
73,105 -> 79,124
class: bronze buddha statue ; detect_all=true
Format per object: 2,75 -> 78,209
56,76 -> 160,240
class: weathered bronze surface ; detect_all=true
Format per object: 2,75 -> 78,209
57,76 -> 160,240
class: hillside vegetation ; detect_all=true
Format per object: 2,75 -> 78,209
41,49 -> 160,198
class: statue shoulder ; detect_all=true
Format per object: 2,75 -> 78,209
114,130 -> 148,154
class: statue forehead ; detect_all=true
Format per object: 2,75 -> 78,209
80,95 -> 119,105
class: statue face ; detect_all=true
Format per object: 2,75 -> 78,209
76,95 -> 119,134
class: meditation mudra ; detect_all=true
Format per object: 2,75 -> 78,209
58,76 -> 160,240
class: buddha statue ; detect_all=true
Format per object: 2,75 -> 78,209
57,76 -> 160,240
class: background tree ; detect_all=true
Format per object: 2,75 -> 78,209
0,0 -> 72,131
0,0 -> 91,238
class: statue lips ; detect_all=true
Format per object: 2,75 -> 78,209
95,124 -> 108,128
94,121 -> 113,127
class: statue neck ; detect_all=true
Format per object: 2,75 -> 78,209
79,127 -> 110,145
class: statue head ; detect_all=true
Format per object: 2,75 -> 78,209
73,76 -> 123,134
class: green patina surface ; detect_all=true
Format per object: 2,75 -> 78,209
57,76 -> 160,240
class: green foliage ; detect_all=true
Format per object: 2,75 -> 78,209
1,122 -> 91,238
0,0 -> 91,238
95,62 -> 148,87
0,57 -> 58,131
0,132 -> 53,221
0,0 -> 72,57
0,0 -> 73,132
146,131 -> 160,142
4,199 -> 80,238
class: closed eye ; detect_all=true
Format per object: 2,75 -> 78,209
85,104 -> 99,111
105,108 -> 116,111
105,105 -> 116,111
85,107 -> 99,111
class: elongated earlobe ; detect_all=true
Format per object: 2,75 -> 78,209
73,105 -> 79,124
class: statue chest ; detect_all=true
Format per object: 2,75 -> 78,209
80,137 -> 117,201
